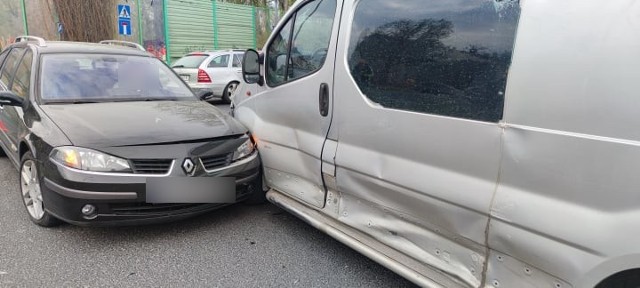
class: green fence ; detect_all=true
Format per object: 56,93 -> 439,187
0,0 -> 263,63
165,0 -> 258,64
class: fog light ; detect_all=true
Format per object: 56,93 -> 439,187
81,204 -> 96,216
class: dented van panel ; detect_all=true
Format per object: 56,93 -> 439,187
235,0 -> 640,286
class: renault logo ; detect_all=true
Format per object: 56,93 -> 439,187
182,158 -> 195,175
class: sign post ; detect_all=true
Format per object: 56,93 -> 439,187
117,4 -> 132,36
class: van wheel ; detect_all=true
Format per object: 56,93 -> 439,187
222,82 -> 239,104
19,152 -> 61,227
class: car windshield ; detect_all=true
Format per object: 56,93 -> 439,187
172,54 -> 209,68
40,54 -> 195,102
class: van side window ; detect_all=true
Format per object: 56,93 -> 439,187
266,0 -> 336,86
348,0 -> 521,122
11,49 -> 33,98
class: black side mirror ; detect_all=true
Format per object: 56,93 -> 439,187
242,49 -> 263,86
196,90 -> 214,101
0,91 -> 24,107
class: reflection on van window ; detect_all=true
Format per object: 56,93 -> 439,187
348,0 -> 520,122
266,0 -> 336,86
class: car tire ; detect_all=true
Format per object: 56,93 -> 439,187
222,81 -> 239,104
245,171 -> 267,205
19,152 -> 61,227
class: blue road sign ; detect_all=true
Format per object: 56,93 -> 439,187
118,5 -> 131,20
117,4 -> 132,36
119,20 -> 132,36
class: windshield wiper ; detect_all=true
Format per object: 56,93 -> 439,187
172,65 -> 185,68
45,100 -> 99,104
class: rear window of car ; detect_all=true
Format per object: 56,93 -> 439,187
171,54 -> 209,68
40,53 -> 195,102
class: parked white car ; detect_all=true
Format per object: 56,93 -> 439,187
172,50 -> 244,103
236,0 -> 640,287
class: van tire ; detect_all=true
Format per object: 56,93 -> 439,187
596,269 -> 640,288
222,81 -> 239,104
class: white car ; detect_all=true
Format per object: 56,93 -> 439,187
172,50 -> 244,103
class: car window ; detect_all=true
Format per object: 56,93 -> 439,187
0,50 -> 9,72
266,0 -> 336,86
0,48 -> 24,89
171,54 -> 209,68
347,0 -> 521,122
208,55 -> 230,68
232,54 -> 243,68
11,49 -> 33,98
40,54 -> 195,102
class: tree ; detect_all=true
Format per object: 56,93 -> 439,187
53,0 -> 113,42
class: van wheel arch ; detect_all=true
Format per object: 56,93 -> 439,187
596,268 -> 640,288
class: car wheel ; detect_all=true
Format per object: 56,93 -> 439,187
19,152 -> 61,227
222,82 -> 239,104
245,171 -> 267,205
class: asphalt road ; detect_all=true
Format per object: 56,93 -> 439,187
0,102 -> 415,288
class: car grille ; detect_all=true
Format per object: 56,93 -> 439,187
130,159 -> 173,174
200,153 -> 232,171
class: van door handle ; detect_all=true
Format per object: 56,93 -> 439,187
319,83 -> 329,117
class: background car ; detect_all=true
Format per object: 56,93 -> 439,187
172,50 -> 244,103
0,37 -> 264,227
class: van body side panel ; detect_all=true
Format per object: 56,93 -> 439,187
493,0 -> 640,286
327,0 -> 508,286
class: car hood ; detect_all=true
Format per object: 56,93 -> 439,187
40,101 -> 247,147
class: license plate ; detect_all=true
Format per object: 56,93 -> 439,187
180,75 -> 190,81
145,177 -> 235,204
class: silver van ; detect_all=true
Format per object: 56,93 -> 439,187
234,0 -> 640,287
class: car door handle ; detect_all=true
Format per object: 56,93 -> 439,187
319,83 -> 329,117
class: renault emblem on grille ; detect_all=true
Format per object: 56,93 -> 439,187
182,158 -> 195,175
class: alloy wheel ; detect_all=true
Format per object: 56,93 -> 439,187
20,160 -> 45,220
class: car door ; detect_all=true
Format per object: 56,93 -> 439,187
231,53 -> 243,82
204,54 -> 230,92
5,48 -> 33,156
234,0 -> 341,208
329,0 -> 521,286
0,47 -> 25,161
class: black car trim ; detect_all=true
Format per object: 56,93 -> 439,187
44,178 -> 137,200
200,150 -> 258,173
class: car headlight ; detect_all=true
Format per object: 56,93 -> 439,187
232,136 -> 255,161
50,147 -> 132,172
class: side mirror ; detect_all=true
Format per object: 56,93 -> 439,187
242,49 -> 262,86
196,90 -> 214,101
0,91 -> 24,107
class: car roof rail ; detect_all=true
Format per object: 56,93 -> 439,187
15,35 -> 47,47
99,40 -> 145,51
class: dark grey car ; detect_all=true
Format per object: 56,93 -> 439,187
0,36 -> 264,227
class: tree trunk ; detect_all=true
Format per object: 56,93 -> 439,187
53,0 -> 113,42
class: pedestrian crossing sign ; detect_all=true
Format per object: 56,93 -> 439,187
118,4 -> 131,20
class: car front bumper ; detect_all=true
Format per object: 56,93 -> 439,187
40,151 -> 261,226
